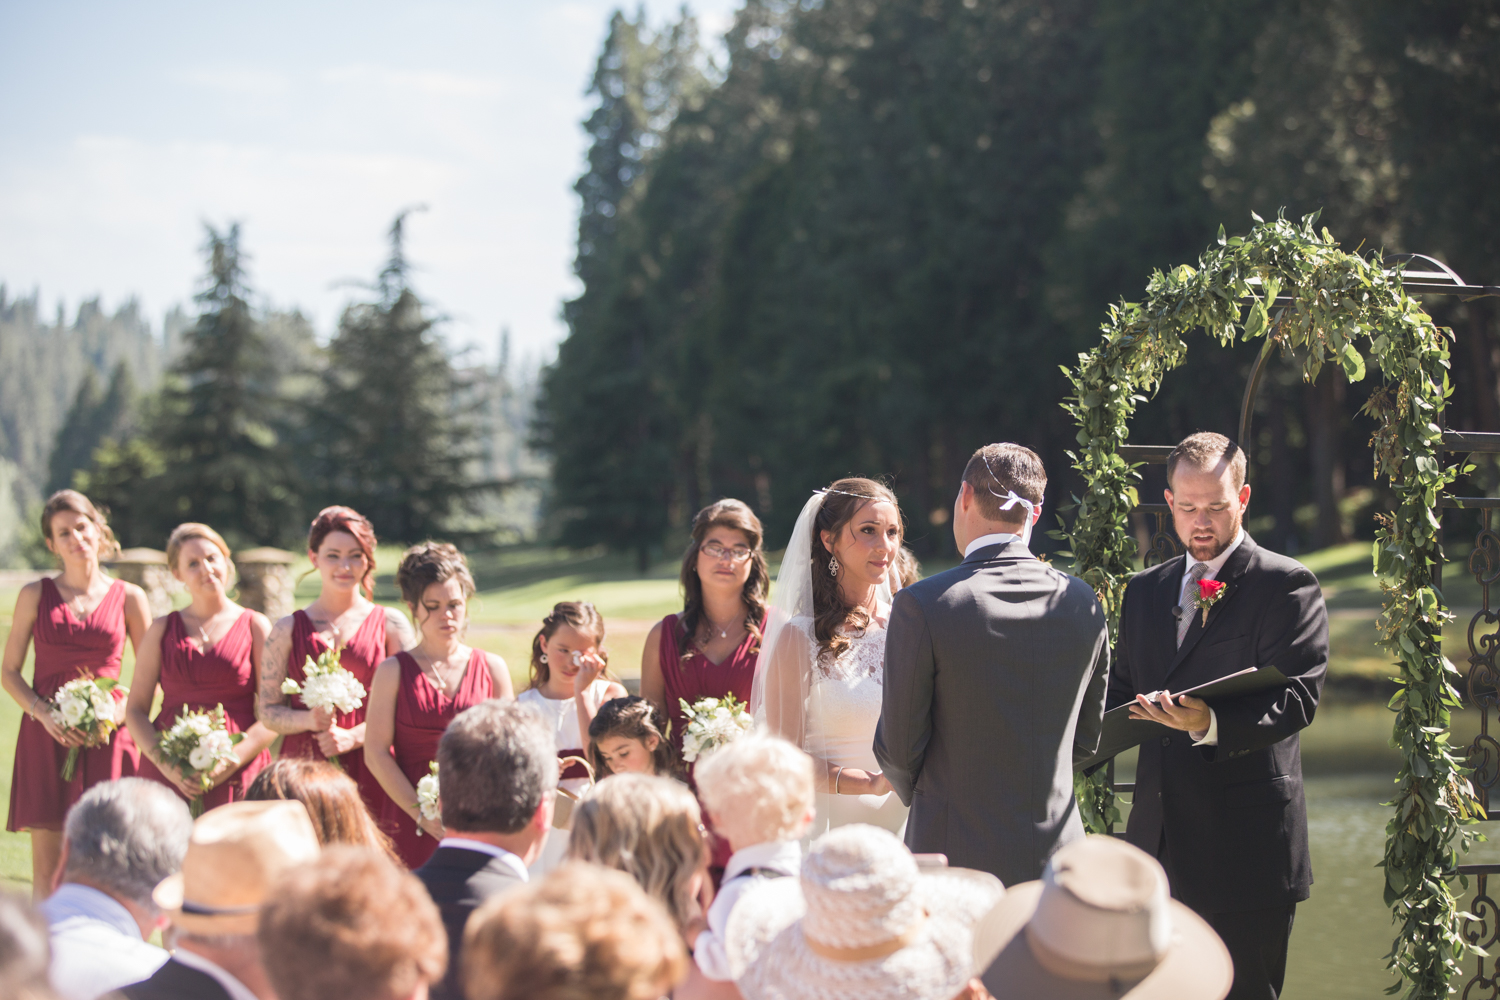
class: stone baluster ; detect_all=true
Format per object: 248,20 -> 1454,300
105,548 -> 180,617
234,548 -> 299,622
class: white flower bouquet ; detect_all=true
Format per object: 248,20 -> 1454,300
49,674 -> 124,781
156,705 -> 243,816
280,645 -> 368,767
415,760 -> 440,835
678,693 -> 754,763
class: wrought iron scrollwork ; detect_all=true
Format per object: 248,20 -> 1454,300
1463,872 -> 1500,1000
1136,504 -> 1184,567
1460,510 -> 1500,995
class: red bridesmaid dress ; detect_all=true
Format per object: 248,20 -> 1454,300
382,649 -> 493,869
7,578 -> 139,832
657,613 -> 763,872
279,607 -> 387,813
137,611 -> 269,811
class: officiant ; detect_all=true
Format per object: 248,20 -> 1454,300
1106,432 -> 1328,1000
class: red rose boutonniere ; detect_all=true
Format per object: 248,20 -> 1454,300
1197,579 -> 1227,626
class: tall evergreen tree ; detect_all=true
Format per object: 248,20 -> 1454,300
48,361 -> 137,493
539,8 -> 707,568
150,224 -> 300,547
305,211 -> 482,543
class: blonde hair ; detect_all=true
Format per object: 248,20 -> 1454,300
565,775 -> 707,932
694,735 -> 815,846
165,523 -> 235,581
40,490 -> 121,560
463,862 -> 687,1000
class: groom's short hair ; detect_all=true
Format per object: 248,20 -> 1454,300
1166,432 -> 1246,491
963,443 -> 1046,526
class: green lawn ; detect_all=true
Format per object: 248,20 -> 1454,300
0,539 -> 1486,888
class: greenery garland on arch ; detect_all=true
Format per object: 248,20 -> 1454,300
1058,211 -> 1479,998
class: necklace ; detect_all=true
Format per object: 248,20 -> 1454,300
422,655 -> 455,694
702,610 -> 745,640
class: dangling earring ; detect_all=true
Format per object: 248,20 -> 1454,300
828,555 -> 840,578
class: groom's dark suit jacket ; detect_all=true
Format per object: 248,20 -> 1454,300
1107,533 -> 1327,914
416,844 -> 528,1000
875,540 -> 1110,888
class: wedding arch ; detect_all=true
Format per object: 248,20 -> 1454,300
1058,211 -> 1500,998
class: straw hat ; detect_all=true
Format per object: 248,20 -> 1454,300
730,824 -> 1003,1000
152,800 -> 321,936
975,835 -> 1232,1000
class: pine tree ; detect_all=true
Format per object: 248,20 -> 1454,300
150,224 -> 300,547
48,361 -> 137,493
305,211 -> 482,544
539,9 -> 706,569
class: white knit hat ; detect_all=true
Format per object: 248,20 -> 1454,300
730,824 -> 1003,1000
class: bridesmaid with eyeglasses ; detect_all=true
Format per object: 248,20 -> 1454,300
641,500 -> 770,770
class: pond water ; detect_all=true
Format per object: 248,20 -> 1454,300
1110,701 -> 1499,998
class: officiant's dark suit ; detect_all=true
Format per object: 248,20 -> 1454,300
416,844 -> 528,1000
1109,528 -> 1327,1000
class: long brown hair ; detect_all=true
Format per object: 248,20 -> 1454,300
810,478 -> 903,661
305,505 -> 378,597
246,757 -> 398,863
40,490 -> 121,561
529,601 -> 611,690
677,499 -> 769,657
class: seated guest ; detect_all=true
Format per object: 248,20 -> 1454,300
0,892 -> 54,1000
415,700 -> 558,1000
463,862 -> 687,1000
588,696 -> 677,778
259,846 -> 447,1000
978,836 -> 1232,1000
732,824 -> 1002,1000
246,757 -> 397,861
41,779 -> 193,1000
121,800 -> 321,1000
566,774 -> 710,936
690,736 -> 813,982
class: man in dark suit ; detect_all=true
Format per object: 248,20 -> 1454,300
1108,431 -> 1328,1000
415,699 -> 559,1000
876,443 -> 1111,888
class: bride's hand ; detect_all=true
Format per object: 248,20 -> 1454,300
867,771 -> 893,796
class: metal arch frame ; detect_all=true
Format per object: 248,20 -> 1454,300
1101,258 -> 1500,994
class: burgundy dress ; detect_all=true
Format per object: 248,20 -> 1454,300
138,611 -> 269,811
7,578 -> 139,832
658,613 -> 763,871
279,607 -> 387,813
381,649 -> 493,869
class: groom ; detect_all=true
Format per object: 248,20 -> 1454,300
875,443 -> 1109,887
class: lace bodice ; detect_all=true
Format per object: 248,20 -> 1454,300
789,615 -> 887,685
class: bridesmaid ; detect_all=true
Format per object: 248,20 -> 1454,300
2,491 -> 151,895
640,499 -> 769,769
256,506 -> 414,810
364,542 -> 513,868
127,523 -> 277,811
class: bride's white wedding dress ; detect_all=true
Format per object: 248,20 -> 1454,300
793,616 -> 908,834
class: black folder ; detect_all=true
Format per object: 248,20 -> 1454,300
1074,665 -> 1290,772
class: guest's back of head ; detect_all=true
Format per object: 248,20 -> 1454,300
565,773 -> 707,932
259,846 -> 447,1000
0,892 -> 54,1000
439,699 -> 559,834
694,735 -> 814,851
246,757 -> 396,861
464,862 -> 686,1000
62,777 -> 193,913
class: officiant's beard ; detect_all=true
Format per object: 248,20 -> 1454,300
1187,508 -> 1243,562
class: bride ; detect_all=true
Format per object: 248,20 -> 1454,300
751,477 -> 908,834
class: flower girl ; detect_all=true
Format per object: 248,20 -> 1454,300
587,696 -> 676,778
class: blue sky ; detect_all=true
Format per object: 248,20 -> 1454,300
0,0 -> 740,363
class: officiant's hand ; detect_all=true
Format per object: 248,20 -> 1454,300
1128,691 -> 1210,733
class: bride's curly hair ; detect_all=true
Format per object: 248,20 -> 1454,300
810,478 -> 903,662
